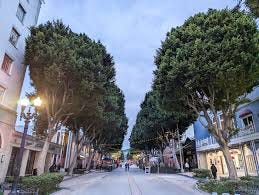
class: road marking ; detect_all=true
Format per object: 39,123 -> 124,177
127,172 -> 142,195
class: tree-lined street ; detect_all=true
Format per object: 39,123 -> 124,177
0,0 -> 258,194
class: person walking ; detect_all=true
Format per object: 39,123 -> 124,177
125,162 -> 128,171
211,164 -> 217,179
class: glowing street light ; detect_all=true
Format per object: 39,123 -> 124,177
33,97 -> 42,107
10,97 -> 42,194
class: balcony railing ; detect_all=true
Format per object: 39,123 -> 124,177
196,125 -> 256,148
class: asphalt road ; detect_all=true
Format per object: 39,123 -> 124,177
53,167 -> 206,195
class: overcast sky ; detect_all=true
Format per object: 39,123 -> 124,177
20,0 -> 237,149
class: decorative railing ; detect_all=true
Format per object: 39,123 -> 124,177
196,125 -> 256,148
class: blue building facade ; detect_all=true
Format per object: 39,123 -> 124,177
194,87 -> 259,177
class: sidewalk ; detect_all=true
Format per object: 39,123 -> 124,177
52,171 -> 109,195
63,169 -> 105,181
152,173 -> 208,195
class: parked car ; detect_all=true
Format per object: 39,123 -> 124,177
101,157 -> 113,171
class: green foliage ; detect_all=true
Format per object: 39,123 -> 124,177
99,83 -> 128,150
154,9 -> 258,116
241,176 -> 259,184
198,179 -> 253,194
154,9 -> 259,178
25,20 -> 118,138
193,168 -> 212,178
245,0 -> 259,17
130,90 -> 195,151
26,20 -> 127,156
21,173 -> 64,194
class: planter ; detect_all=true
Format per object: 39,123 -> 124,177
150,166 -> 180,174
73,168 -> 86,174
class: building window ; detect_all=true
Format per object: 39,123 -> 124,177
9,27 -> 20,47
242,115 -> 253,127
0,86 -> 5,103
1,54 -> 13,74
16,4 -> 26,23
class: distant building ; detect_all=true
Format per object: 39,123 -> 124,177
0,0 -> 43,182
176,125 -> 198,170
194,87 -> 259,177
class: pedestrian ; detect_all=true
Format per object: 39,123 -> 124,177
127,162 -> 130,171
125,162 -> 128,171
211,164 -> 217,179
49,162 -> 57,172
184,162 -> 190,172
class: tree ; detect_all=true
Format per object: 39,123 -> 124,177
130,90 -> 194,167
244,0 -> 259,17
97,83 -> 128,151
25,21 -> 116,174
84,83 -> 128,171
154,9 -> 259,179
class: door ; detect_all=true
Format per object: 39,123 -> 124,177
25,150 -> 36,175
6,147 -> 19,176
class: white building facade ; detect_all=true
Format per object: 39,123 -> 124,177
0,0 -> 42,182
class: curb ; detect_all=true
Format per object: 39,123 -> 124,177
194,182 -> 210,194
63,171 -> 90,181
176,173 -> 194,179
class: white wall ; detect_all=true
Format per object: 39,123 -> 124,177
0,0 -> 42,111
0,0 -> 42,182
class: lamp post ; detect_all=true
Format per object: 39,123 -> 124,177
9,97 -> 42,194
176,124 -> 184,173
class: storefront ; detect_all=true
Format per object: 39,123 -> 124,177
5,131 -> 62,177
204,142 -> 258,177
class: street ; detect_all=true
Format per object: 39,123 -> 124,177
53,167 -> 206,195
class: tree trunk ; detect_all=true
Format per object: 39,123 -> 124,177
93,152 -> 99,170
218,140 -> 238,179
171,139 -> 180,169
68,132 -> 78,175
68,153 -> 77,176
86,151 -> 95,171
36,137 -> 50,175
83,145 -> 90,168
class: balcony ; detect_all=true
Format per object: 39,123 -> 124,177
196,125 -> 256,150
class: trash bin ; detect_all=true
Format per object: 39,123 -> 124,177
145,166 -> 151,174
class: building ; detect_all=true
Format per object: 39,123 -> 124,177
0,0 -> 43,182
194,87 -> 259,177
179,137 -> 198,170
52,127 -> 92,171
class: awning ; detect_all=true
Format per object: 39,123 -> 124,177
239,109 -> 252,118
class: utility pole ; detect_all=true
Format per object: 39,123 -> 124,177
177,123 -> 184,173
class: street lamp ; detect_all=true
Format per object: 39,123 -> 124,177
176,124 -> 184,173
10,97 -> 42,194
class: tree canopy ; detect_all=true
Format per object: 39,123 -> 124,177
130,90 -> 195,151
25,20 -> 127,174
153,9 -> 259,179
245,0 -> 259,17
